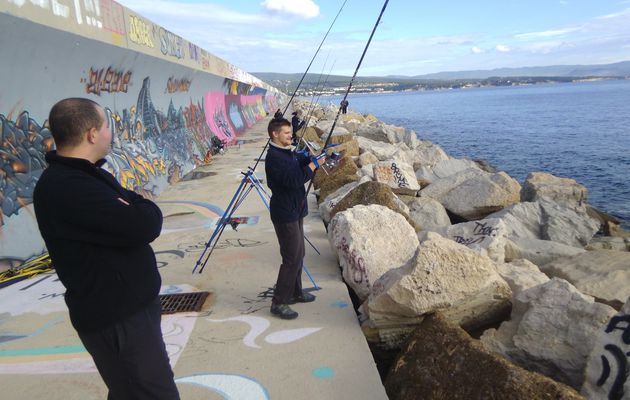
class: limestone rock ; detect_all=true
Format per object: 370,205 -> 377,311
587,205 -> 630,238
436,218 -> 508,262
315,120 -> 350,137
318,176 -> 359,206
582,296 -> 630,399
357,136 -> 399,160
411,140 -> 449,167
373,160 -> 421,195
358,165 -> 374,179
296,126 -> 323,146
416,158 -> 482,184
358,151 -> 379,167
364,235 -> 512,334
488,200 -> 600,248
421,170 -> 521,220
504,237 -> 586,266
328,205 -> 419,300
496,259 -> 550,298
356,121 -> 390,143
331,181 -> 417,231
480,278 -> 617,389
313,156 -> 358,190
407,197 -> 451,232
330,138 -> 359,158
586,236 -> 629,252
521,172 -> 588,207
541,250 -> 630,306
319,180 -> 363,224
385,313 -> 584,400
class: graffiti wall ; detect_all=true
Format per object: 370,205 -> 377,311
0,1 -> 285,267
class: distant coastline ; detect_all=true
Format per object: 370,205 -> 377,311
254,60 -> 630,96
296,76 -> 629,97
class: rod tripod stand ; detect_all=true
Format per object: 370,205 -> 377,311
192,166 -> 321,290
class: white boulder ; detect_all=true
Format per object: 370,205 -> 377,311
481,278 -> 617,389
364,235 -> 512,332
582,296 -> 630,399
436,218 -> 508,262
521,172 -> 588,207
407,197 -> 451,232
373,160 -> 421,193
495,259 -> 550,298
421,170 -> 521,220
328,204 -> 419,300
541,250 -> 630,306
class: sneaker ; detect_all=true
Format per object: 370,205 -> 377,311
270,304 -> 298,320
288,292 -> 316,304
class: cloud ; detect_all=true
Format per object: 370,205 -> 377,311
471,46 -> 484,54
559,0 -> 569,5
495,44 -> 511,52
514,27 -> 581,39
261,0 -> 320,19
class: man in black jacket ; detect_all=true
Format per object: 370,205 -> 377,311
265,118 -> 325,319
33,98 -> 179,399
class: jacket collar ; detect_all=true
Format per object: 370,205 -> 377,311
45,151 -> 107,170
269,141 -> 292,151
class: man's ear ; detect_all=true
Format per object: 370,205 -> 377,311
86,127 -> 98,144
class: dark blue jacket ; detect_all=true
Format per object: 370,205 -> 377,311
33,151 -> 162,332
265,144 -> 314,224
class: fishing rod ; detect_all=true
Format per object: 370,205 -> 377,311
302,0 -> 390,201
295,59 -> 338,152
249,0 -> 349,174
192,0 -> 349,274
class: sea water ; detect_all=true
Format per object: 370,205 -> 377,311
327,79 -> 630,228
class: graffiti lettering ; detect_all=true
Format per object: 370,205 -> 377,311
201,49 -> 211,70
177,239 -> 266,253
159,28 -> 184,59
84,66 -> 132,96
453,236 -> 485,246
391,162 -> 409,188
189,43 -> 200,62
8,0 -> 70,18
155,250 -> 186,268
78,0 -> 103,28
596,344 -> 628,400
128,15 -> 154,48
0,111 -> 53,222
38,292 -> 64,301
473,221 -> 499,237
336,237 -> 369,287
166,77 -> 192,94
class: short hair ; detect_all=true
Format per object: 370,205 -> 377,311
267,118 -> 290,138
48,98 -> 104,148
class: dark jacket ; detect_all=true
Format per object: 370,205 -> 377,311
265,144 -> 314,224
291,115 -> 304,135
33,151 -> 162,333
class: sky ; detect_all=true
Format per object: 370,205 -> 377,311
114,0 -> 630,77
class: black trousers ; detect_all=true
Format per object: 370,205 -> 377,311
77,297 -> 180,400
272,218 -> 305,305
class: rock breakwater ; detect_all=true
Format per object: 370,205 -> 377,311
292,99 -> 630,399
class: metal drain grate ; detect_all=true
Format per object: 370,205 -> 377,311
159,291 -> 210,314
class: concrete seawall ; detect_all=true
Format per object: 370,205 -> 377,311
0,1 -> 286,267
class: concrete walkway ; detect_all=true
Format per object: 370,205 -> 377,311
0,119 -> 388,400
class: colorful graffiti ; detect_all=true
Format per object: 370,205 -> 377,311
128,14 -> 154,48
82,66 -> 133,96
159,27 -> 185,59
0,111 -> 54,225
166,76 -> 192,94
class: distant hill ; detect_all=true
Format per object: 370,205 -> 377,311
253,60 -> 630,82
408,61 -> 630,80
